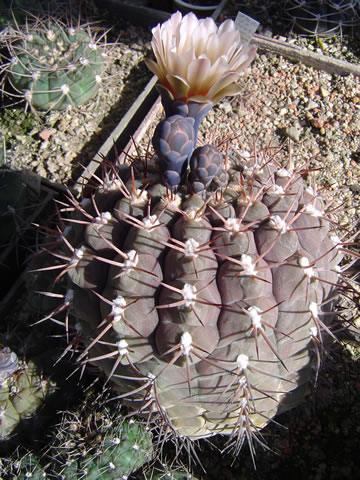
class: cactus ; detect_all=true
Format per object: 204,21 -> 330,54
282,0 -> 360,36
2,17 -> 107,112
145,460 -> 199,480
0,346 -> 54,441
8,450 -> 48,480
3,402 -> 153,478
78,419 -> 153,479
39,136 -> 355,452
44,392 -> 153,479
37,12 -> 357,461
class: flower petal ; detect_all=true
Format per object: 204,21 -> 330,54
166,73 -> 191,100
178,12 -> 200,54
231,45 -> 257,72
187,57 -> 212,96
210,83 -> 243,104
144,58 -> 164,80
167,47 -> 194,80
207,71 -> 241,100
187,94 -> 214,104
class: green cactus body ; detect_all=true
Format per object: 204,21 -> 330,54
79,420 -> 153,479
0,349 -> 54,440
146,461 -> 199,480
46,138 -> 350,452
6,22 -> 106,111
14,452 -> 48,480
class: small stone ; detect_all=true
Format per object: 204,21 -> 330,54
39,129 -> 53,141
220,102 -> 232,114
311,118 -> 324,129
306,100 -> 319,110
284,126 -> 302,142
320,87 -> 329,97
279,108 -> 287,116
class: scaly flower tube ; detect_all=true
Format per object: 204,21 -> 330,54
145,11 -> 257,105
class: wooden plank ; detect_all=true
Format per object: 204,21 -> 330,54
74,75 -> 158,193
252,34 -> 360,77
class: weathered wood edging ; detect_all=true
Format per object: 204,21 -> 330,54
252,34 -> 360,77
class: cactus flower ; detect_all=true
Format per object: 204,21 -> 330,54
145,11 -> 257,104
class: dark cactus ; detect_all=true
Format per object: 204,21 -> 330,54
153,114 -> 195,190
39,141 -> 356,455
188,144 -> 224,194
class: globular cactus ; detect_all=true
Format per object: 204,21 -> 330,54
40,138 -> 354,455
6,450 -> 48,480
43,393 -> 153,480
282,0 -> 360,36
38,10 -> 357,461
0,346 -> 54,440
4,404 -> 153,478
78,419 -> 153,480
145,460 -> 199,480
2,17 -> 107,112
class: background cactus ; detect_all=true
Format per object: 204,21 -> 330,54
78,419 -> 153,479
1,16 -> 107,111
0,346 -> 54,441
281,0 -> 360,36
2,397 -> 154,478
145,460 -> 199,480
42,389 -> 154,479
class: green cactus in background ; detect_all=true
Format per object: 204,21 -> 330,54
3,405 -> 153,478
0,346 -> 55,440
282,0 -> 360,36
36,387 -> 155,479
145,460 -> 199,480
11,450 -> 48,479
78,419 -> 153,479
2,17 -> 107,112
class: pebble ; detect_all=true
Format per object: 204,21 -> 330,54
320,87 -> 330,97
284,126 -> 302,142
306,100 -> 319,110
220,102 -> 232,114
311,118 -> 324,129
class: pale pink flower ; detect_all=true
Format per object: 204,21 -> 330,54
145,11 -> 257,104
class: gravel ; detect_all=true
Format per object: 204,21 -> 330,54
200,53 -> 360,230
